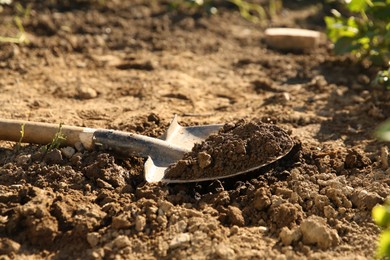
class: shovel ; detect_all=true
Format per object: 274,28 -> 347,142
0,116 -> 223,183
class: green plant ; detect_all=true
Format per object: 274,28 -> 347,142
325,0 -> 390,88
0,1 -> 31,44
373,200 -> 390,258
169,0 -> 282,24
45,123 -> 66,152
14,123 -> 25,152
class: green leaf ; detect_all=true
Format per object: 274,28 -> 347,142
334,37 -> 357,54
373,205 -> 390,227
347,0 -> 368,12
377,230 -> 390,258
376,119 -> 390,141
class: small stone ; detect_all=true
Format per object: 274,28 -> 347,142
135,215 -> 146,232
15,154 -> 31,166
253,188 -> 271,210
350,189 -> 383,210
279,227 -> 302,246
169,233 -> 191,249
44,149 -> 63,164
265,28 -> 321,51
60,146 -> 76,159
111,216 -> 132,229
323,205 -> 338,219
158,200 -> 174,213
226,206 -> 245,226
230,225 -> 240,235
74,142 -> 85,152
300,216 -> 340,249
77,86 -> 98,99
87,232 -> 100,247
198,151 -> 212,169
0,238 -> 21,254
112,235 -> 131,249
96,179 -> 114,190
215,243 -> 235,259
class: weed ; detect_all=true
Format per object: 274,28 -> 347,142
14,123 -> 25,152
169,0 -> 282,24
325,0 -> 390,89
0,1 -> 30,44
373,200 -> 390,258
45,123 -> 67,152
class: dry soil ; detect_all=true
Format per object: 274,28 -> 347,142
0,0 -> 389,259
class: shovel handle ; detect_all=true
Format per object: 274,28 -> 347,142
0,119 -> 95,148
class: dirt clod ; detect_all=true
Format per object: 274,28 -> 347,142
300,216 -> 340,250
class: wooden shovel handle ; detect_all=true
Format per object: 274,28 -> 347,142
0,119 -> 94,148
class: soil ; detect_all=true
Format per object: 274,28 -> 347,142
165,120 -> 295,181
0,0 -> 389,259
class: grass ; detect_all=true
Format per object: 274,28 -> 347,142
0,1 -> 30,44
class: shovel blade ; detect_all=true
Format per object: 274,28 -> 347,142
144,116 -> 222,183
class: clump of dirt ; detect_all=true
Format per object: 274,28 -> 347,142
165,119 -> 294,181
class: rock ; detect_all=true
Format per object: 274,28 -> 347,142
60,146 -> 76,159
135,215 -> 146,232
344,149 -> 371,169
279,227 -> 302,246
44,149 -> 63,164
215,243 -> 235,259
111,216 -> 132,229
169,233 -> 191,249
77,86 -> 98,99
0,238 -> 21,255
111,235 -> 131,249
265,28 -> 321,51
226,206 -> 245,226
198,151 -> 212,169
253,188 -> 271,210
269,202 -> 302,228
74,142 -> 85,152
87,232 -> 100,247
300,216 -> 340,249
158,200 -> 174,213
350,189 -> 383,210
15,154 -> 31,166
96,178 -> 114,190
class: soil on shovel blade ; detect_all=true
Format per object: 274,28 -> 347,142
165,120 -> 294,180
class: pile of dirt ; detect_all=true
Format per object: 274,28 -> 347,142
165,119 -> 294,181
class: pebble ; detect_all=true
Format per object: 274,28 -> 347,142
112,235 -> 132,249
198,151 -> 212,169
44,149 -> 63,164
96,179 -> 114,190
226,206 -> 245,226
158,200 -> 173,213
111,216 -> 132,229
135,215 -> 146,232
0,238 -> 21,254
215,243 -> 235,259
86,232 -> 100,247
60,146 -> 76,159
74,142 -> 85,152
169,233 -> 191,249
279,227 -> 302,246
350,189 -> 383,210
300,216 -> 340,249
77,86 -> 98,99
15,154 -> 31,166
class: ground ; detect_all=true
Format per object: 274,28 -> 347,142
0,0 -> 389,259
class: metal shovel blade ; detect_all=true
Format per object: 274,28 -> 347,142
144,116 -> 223,183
